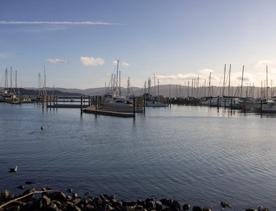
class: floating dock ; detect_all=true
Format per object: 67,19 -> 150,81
83,106 -> 135,118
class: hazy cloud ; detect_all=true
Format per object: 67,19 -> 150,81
0,21 -> 117,26
80,56 -> 105,66
0,53 -> 10,59
48,58 -> 66,64
113,60 -> 130,67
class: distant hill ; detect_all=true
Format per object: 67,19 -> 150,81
1,85 -> 273,98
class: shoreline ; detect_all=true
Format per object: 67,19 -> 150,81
0,188 -> 269,211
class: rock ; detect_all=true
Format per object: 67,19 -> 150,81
136,199 -> 145,207
155,200 -> 163,211
16,185 -> 24,190
245,209 -> 257,211
183,204 -> 191,210
171,200 -> 181,211
104,204 -> 114,211
258,206 -> 269,211
123,201 -> 137,207
134,205 -> 144,211
48,191 -> 67,202
73,197 -> 82,205
202,208 -> 212,211
1,190 -> 12,200
192,206 -> 203,211
93,197 -> 103,206
42,194 -> 51,206
160,198 -> 173,207
85,204 -> 95,211
67,195 -> 73,201
221,201 -> 231,208
67,188 -> 73,193
4,205 -> 20,211
145,198 -> 155,209
21,188 -> 36,201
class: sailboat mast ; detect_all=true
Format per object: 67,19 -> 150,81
266,65 -> 269,99
228,64 -> 231,97
240,65 -> 244,98
222,64 -> 226,97
208,72 -> 212,97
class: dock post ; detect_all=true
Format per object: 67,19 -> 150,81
143,95 -> 146,114
81,96 -> 83,114
133,97 -> 136,118
261,99 -> 263,114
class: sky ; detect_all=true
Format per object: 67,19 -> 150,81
0,0 -> 276,89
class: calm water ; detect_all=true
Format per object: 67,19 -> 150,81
0,103 -> 276,210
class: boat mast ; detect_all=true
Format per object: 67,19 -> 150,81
157,79 -> 160,96
228,64 -> 231,97
266,65 -> 269,99
222,64 -> 226,97
208,72 -> 212,97
240,65 -> 244,98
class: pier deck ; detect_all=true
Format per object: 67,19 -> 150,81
83,107 -> 135,118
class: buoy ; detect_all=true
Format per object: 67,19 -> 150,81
40,126 -> 43,131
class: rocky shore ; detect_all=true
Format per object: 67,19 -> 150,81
0,188 -> 269,211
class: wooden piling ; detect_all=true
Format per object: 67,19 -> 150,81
133,97 -> 136,118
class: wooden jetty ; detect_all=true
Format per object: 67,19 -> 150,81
46,96 -> 91,109
83,106 -> 135,118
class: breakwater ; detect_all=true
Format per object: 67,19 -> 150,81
0,188 -> 269,211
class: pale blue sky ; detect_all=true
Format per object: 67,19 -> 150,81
0,0 -> 276,88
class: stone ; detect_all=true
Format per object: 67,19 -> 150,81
134,205 -> 144,211
220,201 -> 231,209
67,188 -> 73,193
42,195 -> 51,206
85,204 -> 95,211
155,200 -> 163,211
258,207 -> 269,211
145,198 -> 155,209
160,199 -> 173,207
192,206 -> 203,211
123,201 -> 137,207
48,191 -> 67,202
104,204 -> 114,211
16,185 -> 24,190
171,200 -> 181,211
183,204 -> 191,210
1,190 -> 12,200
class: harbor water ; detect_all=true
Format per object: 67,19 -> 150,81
0,103 -> 276,210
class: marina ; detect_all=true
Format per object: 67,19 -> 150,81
0,103 -> 276,210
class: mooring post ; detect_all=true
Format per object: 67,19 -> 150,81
143,95 -> 146,114
261,99 -> 263,114
80,96 -> 83,114
133,97 -> 136,118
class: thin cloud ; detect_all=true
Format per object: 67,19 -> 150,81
48,58 -> 66,64
0,53 -> 8,59
113,60 -> 130,67
0,21 -> 119,26
80,56 -> 105,66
